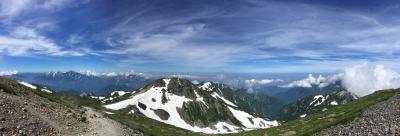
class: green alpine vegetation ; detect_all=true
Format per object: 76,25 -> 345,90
227,88 -> 400,136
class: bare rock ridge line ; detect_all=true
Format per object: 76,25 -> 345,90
316,94 -> 400,135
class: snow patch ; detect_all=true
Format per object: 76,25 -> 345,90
227,106 -> 278,129
214,122 -> 240,133
41,87 -> 52,93
309,95 -> 325,106
211,92 -> 237,107
18,81 -> 37,89
110,91 -> 129,96
330,101 -> 338,106
91,96 -> 106,100
199,82 -> 213,91
104,111 -> 114,114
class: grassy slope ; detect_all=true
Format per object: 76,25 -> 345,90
228,89 -> 400,136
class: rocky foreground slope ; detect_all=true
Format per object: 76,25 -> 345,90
316,93 -> 400,135
0,77 -> 142,136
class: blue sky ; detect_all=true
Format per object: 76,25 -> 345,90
0,0 -> 399,73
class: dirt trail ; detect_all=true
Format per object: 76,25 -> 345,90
80,107 -> 142,136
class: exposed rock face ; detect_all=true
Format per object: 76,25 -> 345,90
316,94 -> 400,135
167,78 -> 198,100
153,109 -> 170,120
138,102 -> 147,110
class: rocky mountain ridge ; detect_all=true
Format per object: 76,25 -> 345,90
8,71 -> 150,95
104,78 -> 279,134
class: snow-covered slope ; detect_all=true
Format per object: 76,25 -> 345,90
104,78 -> 278,134
18,81 -> 53,93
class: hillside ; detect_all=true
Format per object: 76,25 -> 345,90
0,77 -> 141,136
227,88 -> 400,136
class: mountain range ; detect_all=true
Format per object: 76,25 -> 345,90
8,71 -> 150,95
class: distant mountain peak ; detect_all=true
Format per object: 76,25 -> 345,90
276,90 -> 358,121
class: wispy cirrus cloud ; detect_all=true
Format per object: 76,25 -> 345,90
93,0 -> 400,71
102,24 -> 245,67
0,0 -> 92,57
0,27 -> 85,56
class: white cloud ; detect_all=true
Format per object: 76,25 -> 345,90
281,63 -> 400,97
0,0 -> 90,20
245,79 -> 283,87
79,70 -> 146,77
0,0 -> 33,18
0,0 -> 91,57
103,24 -> 243,66
0,27 -> 83,56
0,70 -> 18,76
168,74 -> 202,79
339,63 -> 400,96
281,74 -> 328,88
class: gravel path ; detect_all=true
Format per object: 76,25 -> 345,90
80,107 -> 144,136
316,94 -> 400,136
